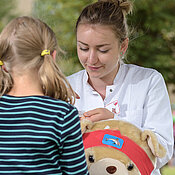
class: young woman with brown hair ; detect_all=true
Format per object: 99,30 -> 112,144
67,0 -> 174,174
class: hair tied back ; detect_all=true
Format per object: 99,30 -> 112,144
98,0 -> 133,15
118,0 -> 133,15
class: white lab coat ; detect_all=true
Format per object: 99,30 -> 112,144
67,63 -> 174,175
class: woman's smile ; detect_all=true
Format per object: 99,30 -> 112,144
87,65 -> 103,71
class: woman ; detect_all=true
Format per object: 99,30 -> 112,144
67,0 -> 174,174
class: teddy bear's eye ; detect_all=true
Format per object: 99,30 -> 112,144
127,163 -> 134,171
89,155 -> 95,163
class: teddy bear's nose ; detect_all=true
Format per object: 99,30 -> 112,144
106,166 -> 117,174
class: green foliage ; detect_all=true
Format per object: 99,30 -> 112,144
33,0 -> 175,83
162,166 -> 175,175
127,0 -> 175,84
0,0 -> 17,32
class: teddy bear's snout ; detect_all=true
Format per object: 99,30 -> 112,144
88,158 -> 129,175
106,166 -> 117,174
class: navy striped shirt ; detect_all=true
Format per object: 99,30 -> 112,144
0,95 -> 89,175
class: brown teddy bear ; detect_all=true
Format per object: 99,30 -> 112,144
81,119 -> 166,175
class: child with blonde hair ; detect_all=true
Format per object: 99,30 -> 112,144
0,16 -> 88,175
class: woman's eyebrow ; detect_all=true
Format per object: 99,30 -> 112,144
77,41 -> 88,46
77,41 -> 110,47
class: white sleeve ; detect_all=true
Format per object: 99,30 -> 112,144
143,72 -> 174,169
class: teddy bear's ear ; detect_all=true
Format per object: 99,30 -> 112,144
80,119 -> 93,134
141,130 -> 166,158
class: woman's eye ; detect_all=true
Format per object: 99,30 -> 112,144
80,47 -> 89,51
99,49 -> 109,53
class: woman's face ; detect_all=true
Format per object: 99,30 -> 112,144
77,24 -> 126,83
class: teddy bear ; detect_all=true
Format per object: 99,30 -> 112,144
81,119 -> 166,175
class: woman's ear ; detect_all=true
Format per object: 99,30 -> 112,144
120,38 -> 129,55
52,50 -> 57,60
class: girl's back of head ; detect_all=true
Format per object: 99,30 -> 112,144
0,16 -> 74,104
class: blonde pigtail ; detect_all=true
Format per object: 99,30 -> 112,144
38,53 -> 75,104
0,66 -> 13,96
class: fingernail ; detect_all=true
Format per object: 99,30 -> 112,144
84,112 -> 89,116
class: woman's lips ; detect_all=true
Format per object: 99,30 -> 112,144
88,65 -> 102,71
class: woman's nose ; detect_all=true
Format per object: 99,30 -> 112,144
88,50 -> 98,64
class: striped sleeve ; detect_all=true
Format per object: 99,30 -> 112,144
59,105 -> 89,175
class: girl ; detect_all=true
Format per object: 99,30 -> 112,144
0,16 -> 88,175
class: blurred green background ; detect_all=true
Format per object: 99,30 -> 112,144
1,0 -> 174,82
32,0 -> 175,84
0,1 -> 175,173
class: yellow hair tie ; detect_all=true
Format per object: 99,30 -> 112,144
41,50 -> 50,56
0,60 -> 3,66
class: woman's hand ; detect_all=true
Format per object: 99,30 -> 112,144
82,108 -> 114,122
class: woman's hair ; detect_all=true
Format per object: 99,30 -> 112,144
76,0 -> 133,43
0,16 -> 75,104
